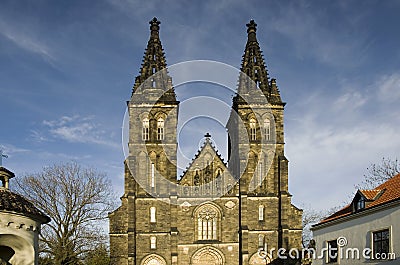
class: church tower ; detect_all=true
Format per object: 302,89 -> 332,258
109,18 -> 302,265
109,17 -> 180,265
226,20 -> 302,264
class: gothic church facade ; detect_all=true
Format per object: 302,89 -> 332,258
109,18 -> 302,265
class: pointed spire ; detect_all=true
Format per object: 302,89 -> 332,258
139,17 -> 167,78
132,18 -> 177,102
238,19 -> 282,104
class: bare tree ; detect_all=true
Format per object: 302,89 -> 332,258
15,161 -> 116,265
356,157 -> 400,190
301,205 -> 344,248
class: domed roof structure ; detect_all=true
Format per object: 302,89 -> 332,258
0,187 -> 50,223
0,166 -> 50,265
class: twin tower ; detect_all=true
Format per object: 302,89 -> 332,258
109,18 -> 302,265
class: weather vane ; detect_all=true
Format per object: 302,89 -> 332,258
0,148 -> 8,167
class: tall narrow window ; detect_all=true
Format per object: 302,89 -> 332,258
250,118 -> 256,140
151,163 -> 155,188
150,207 -> 156,223
258,205 -> 264,221
151,79 -> 156,87
327,240 -> 338,263
264,119 -> 271,140
150,236 -> 156,249
258,234 -> 265,248
258,162 -> 263,187
142,118 -> 149,140
157,118 -> 164,140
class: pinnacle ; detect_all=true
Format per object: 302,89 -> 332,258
246,19 -> 257,42
149,17 -> 161,33
237,19 -> 282,104
132,18 -> 177,102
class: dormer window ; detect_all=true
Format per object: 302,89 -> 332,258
356,196 -> 365,211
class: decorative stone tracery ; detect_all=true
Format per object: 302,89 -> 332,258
191,246 -> 224,265
141,254 -> 166,265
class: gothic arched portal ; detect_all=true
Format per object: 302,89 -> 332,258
191,246 -> 224,265
140,254 -> 166,265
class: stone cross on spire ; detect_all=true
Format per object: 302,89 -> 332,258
0,148 -> 8,167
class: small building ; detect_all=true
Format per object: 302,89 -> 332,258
311,173 -> 400,264
0,166 -> 50,265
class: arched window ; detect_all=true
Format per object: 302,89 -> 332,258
142,118 -> 149,140
250,118 -> 256,140
150,207 -> 156,223
196,204 -> 220,241
157,118 -> 164,140
264,119 -> 271,140
258,205 -> 264,221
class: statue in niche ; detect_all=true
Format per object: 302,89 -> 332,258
194,170 -> 200,186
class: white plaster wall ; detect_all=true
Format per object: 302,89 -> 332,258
0,212 -> 42,265
312,204 -> 400,265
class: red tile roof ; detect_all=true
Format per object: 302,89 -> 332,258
359,189 -> 382,200
316,173 -> 400,225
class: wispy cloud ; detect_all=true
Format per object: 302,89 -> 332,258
334,90 -> 368,111
267,2 -> 369,68
0,19 -> 55,62
0,144 -> 30,163
377,73 -> 400,102
287,70 -> 400,210
41,115 -> 119,148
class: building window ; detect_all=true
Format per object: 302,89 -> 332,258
157,118 -> 164,140
258,234 -> 265,248
142,118 -> 149,140
264,119 -> 271,140
150,207 -> 156,223
373,229 -> 390,259
150,163 -> 155,188
258,205 -> 264,221
197,205 -> 219,241
250,118 -> 256,140
258,162 -> 263,186
356,196 -> 365,211
150,236 -> 156,249
327,240 -> 338,263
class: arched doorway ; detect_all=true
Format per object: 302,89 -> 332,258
0,234 -> 34,265
140,254 -> 166,265
0,246 -> 14,264
191,246 -> 224,265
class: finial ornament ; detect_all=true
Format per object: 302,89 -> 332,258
246,19 -> 257,34
149,17 -> 161,33
204,133 -> 211,138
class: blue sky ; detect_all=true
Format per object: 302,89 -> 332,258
1,0 -> 400,211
